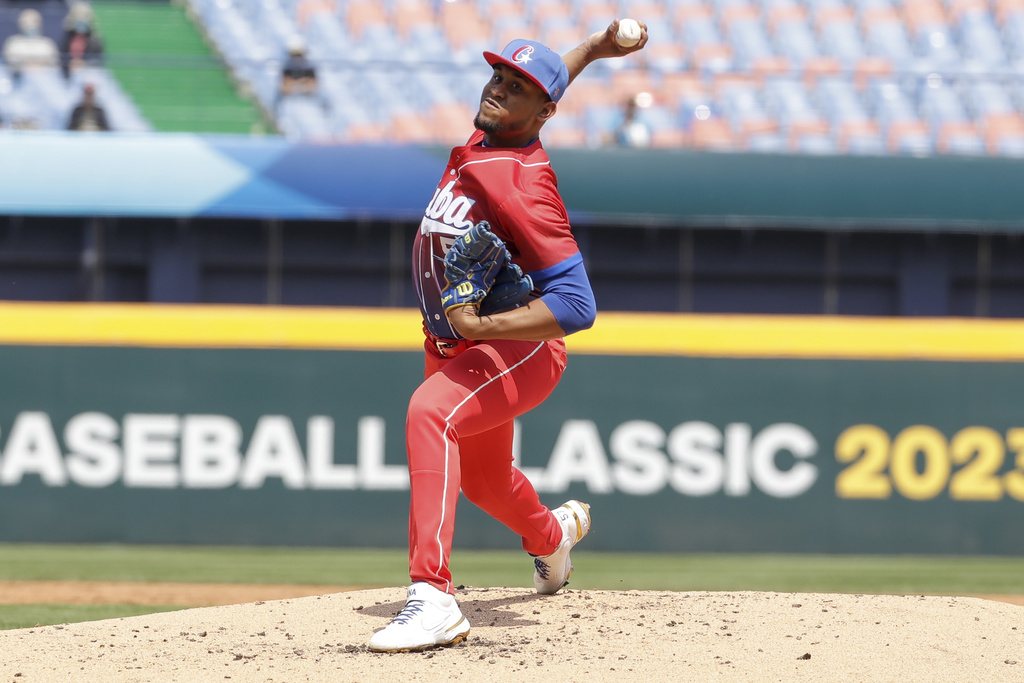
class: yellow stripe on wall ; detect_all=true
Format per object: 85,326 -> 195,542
0,302 -> 422,351
572,312 -> 1024,361
1,302 -> 1024,361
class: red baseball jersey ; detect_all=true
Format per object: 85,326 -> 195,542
414,130 -> 582,340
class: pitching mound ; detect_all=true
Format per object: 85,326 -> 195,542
1,587 -> 1021,681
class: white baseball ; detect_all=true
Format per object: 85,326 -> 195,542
615,18 -> 642,48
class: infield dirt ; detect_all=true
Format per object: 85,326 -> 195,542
1,587 -> 1022,681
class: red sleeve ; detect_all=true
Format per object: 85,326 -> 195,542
493,189 -> 579,274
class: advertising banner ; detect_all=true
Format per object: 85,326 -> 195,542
2,132 -> 1024,230
1,304 -> 1022,554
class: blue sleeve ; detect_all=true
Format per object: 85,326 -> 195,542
529,252 -> 597,336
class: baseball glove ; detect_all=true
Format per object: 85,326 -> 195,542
479,261 -> 533,315
441,221 -> 509,313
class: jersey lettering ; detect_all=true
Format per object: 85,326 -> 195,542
415,178 -> 482,339
414,133 -> 569,341
425,180 -> 476,230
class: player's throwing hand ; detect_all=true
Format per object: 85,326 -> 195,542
587,19 -> 650,59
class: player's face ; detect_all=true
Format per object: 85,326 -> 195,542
474,65 -> 555,143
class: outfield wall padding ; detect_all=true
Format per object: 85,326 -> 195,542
1,306 -> 1022,554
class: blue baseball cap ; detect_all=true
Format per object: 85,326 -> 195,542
483,39 -> 569,103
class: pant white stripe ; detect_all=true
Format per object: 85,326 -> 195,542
434,341 -> 547,593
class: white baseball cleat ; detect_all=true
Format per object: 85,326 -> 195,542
368,582 -> 471,652
533,500 -> 592,595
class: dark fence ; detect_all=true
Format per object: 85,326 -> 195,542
3,214 -> 1024,317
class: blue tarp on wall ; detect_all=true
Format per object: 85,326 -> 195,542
4,131 -> 1024,230
0,131 -> 448,219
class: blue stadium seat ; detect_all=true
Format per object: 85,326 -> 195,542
964,79 -> 1017,118
956,12 -> 1006,66
865,21 -> 915,66
1004,14 -> 1024,60
918,77 -> 970,127
794,133 -> 838,154
773,21 -> 819,64
277,95 -> 332,139
762,78 -> 818,124
727,18 -> 775,68
816,78 -> 870,124
818,19 -> 866,66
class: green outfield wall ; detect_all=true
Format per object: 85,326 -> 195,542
1,303 -> 1023,554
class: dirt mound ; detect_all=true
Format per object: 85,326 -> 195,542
1,587 -> 1021,681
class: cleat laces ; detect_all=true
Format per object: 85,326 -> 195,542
533,557 -> 551,580
390,600 -> 425,625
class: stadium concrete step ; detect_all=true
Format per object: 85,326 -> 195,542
91,0 -> 270,134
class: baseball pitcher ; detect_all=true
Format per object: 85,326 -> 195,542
370,19 -> 649,652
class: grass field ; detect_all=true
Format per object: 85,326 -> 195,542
0,604 -> 181,631
2,544 -> 1023,630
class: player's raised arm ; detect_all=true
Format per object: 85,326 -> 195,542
562,19 -> 649,86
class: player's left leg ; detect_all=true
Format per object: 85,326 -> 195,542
457,348 -> 592,596
459,422 -> 562,557
461,429 -> 592,595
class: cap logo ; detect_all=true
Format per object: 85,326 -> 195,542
511,45 -> 534,64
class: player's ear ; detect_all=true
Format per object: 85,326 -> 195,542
538,101 -> 556,121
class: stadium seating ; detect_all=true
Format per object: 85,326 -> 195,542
0,0 -> 149,131
183,0 -> 1024,156
3,0 -> 1023,157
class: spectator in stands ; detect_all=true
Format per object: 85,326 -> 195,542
60,1 -> 105,79
279,36 -> 318,99
67,83 -> 110,131
612,93 -> 652,148
2,8 -> 60,82
276,35 -> 323,112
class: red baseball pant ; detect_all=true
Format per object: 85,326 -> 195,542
406,337 -> 567,594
